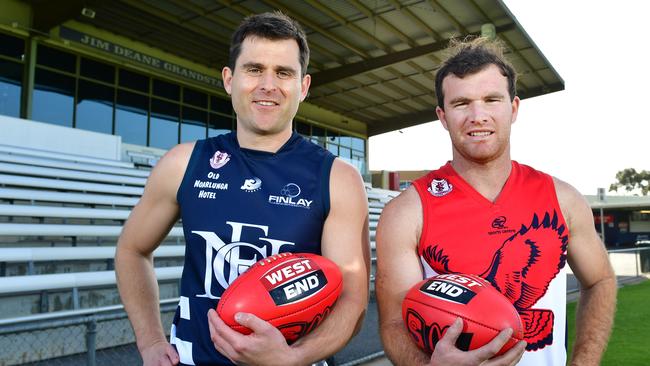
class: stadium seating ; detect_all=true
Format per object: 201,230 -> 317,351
0,143 -> 397,320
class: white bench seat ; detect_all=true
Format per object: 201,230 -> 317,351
0,175 -> 143,196
0,223 -> 183,237
369,207 -> 383,215
0,162 -> 146,186
0,144 -> 135,169
0,204 -> 131,220
0,188 -> 139,206
0,245 -> 184,262
0,266 -> 182,294
0,153 -> 150,178
368,201 -> 386,209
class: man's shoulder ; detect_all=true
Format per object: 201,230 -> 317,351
150,142 -> 196,181
164,142 -> 196,165
551,176 -> 583,205
329,158 -> 362,185
382,187 -> 421,218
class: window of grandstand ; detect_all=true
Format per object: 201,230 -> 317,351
327,133 -> 339,156
209,112 -> 232,137
33,68 -> 75,127
293,121 -> 365,172
119,68 -> 148,92
311,125 -> 327,148
339,134 -> 366,172
0,39 -> 367,169
28,43 -> 237,146
150,98 -> 180,150
182,107 -> 208,143
0,32 -> 24,118
76,79 -> 114,134
115,90 -> 148,145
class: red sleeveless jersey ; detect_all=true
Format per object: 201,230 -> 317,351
412,161 -> 569,365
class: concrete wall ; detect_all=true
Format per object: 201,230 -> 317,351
0,115 -> 122,161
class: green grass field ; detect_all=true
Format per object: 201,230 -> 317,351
567,279 -> 650,365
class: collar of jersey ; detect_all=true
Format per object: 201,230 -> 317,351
230,131 -> 302,158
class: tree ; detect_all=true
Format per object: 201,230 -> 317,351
609,168 -> 650,195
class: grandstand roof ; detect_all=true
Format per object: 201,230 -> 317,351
586,195 -> 650,210
29,0 -> 564,135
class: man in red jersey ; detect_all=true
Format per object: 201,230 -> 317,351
376,38 -> 616,366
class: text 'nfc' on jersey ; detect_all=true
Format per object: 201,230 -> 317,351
420,279 -> 477,305
261,259 -> 326,306
268,183 -> 313,209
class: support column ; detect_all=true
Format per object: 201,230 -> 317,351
21,36 -> 37,119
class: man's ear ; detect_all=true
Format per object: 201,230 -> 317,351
436,106 -> 449,131
222,67 -> 233,95
510,96 -> 520,125
300,74 -> 311,102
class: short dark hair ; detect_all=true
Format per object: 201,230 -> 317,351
435,37 -> 517,109
228,11 -> 310,77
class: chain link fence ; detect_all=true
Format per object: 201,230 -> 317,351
0,301 -> 177,366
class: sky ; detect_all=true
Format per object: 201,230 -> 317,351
369,0 -> 650,196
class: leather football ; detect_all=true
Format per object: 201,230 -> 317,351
217,252 -> 343,343
402,273 -> 523,355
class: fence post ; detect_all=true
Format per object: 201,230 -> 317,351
86,318 -> 97,366
73,287 -> 80,310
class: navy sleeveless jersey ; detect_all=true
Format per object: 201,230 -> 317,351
170,131 -> 335,365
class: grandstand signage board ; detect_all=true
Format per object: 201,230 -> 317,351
59,26 -> 223,89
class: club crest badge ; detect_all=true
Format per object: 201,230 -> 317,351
209,150 -> 230,169
428,178 -> 453,197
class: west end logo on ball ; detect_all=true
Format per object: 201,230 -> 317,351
260,258 -> 328,306
420,278 -> 478,305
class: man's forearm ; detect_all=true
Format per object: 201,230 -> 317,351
380,320 -> 430,366
115,248 -> 168,351
570,276 -> 617,366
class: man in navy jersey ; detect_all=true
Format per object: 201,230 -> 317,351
116,12 -> 370,366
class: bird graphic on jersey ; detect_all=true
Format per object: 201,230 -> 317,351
422,211 -> 568,351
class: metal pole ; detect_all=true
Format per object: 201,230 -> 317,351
86,318 -> 97,366
599,208 -> 606,243
21,37 -> 37,119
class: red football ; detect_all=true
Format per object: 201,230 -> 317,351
402,273 -> 523,355
217,252 -> 343,342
